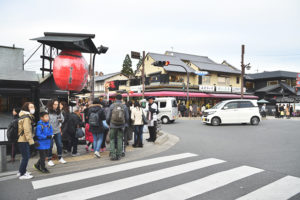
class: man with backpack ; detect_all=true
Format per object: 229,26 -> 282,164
106,94 -> 129,161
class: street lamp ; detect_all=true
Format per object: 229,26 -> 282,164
152,61 -> 190,107
91,45 -> 109,101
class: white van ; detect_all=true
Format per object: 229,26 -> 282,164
202,99 -> 261,126
140,97 -> 178,124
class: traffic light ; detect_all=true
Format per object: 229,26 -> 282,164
152,61 -> 170,67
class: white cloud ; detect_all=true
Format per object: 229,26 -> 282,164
0,0 -> 299,74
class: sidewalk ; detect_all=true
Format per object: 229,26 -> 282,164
0,131 -> 179,179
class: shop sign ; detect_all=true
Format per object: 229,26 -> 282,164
232,87 -> 246,93
216,86 -> 231,92
199,85 -> 215,92
130,85 -> 142,93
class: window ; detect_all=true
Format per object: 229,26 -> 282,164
160,102 -> 167,108
224,102 -> 239,109
236,77 -> 240,84
203,76 -> 211,84
245,81 -> 255,89
172,100 -> 177,108
119,80 -> 127,86
267,80 -> 278,86
239,101 -> 254,108
218,76 -> 230,85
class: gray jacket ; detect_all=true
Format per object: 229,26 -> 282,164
49,112 -> 64,134
106,100 -> 129,129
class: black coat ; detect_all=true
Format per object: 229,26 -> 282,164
67,113 -> 84,138
88,105 -> 106,134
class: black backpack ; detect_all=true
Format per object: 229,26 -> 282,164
7,115 -> 30,143
89,110 -> 101,127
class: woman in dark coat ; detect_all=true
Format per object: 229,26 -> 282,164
60,101 -> 70,152
67,108 -> 84,156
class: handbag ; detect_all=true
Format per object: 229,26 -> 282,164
75,127 -> 85,138
106,131 -> 110,144
142,112 -> 148,125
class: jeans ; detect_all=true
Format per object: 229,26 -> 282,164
68,136 -> 78,154
134,125 -> 144,145
48,133 -> 63,160
18,142 -> 30,176
36,149 -> 48,170
110,128 -> 123,158
92,132 -> 104,152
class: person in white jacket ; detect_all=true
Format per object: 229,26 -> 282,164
131,102 -> 145,147
144,97 -> 158,142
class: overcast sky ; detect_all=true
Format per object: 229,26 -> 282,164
1,0 -> 299,74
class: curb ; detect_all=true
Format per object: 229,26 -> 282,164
155,131 -> 169,145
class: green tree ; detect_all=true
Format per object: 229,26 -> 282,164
121,54 -> 133,76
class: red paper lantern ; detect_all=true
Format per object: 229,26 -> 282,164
53,50 -> 88,91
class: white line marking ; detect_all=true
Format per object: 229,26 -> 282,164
134,166 -> 263,200
37,158 -> 225,200
32,153 -> 197,189
236,176 -> 300,200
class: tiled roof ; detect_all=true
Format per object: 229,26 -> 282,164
95,72 -> 122,82
246,71 -> 297,80
165,51 -> 215,63
148,53 -> 195,73
191,61 -> 241,74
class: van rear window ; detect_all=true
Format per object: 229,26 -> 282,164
172,100 -> 177,107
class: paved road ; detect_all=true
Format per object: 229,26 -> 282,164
1,119 -> 300,200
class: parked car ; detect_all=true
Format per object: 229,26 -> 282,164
202,99 -> 261,126
140,97 -> 179,124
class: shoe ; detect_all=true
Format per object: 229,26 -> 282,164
103,147 -> 106,151
85,146 -> 89,152
63,150 -> 68,154
94,151 -> 101,158
100,148 -> 104,153
72,153 -> 80,157
138,144 -> 143,148
110,157 -> 117,161
132,144 -> 137,148
48,160 -> 55,166
59,158 -> 67,164
91,148 -> 94,152
41,168 -> 50,173
17,171 -> 31,177
19,173 -> 33,180
121,152 -> 125,157
33,164 -> 42,172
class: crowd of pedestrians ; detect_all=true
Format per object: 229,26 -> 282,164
11,94 -> 158,180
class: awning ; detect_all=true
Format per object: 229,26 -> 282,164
209,93 -> 258,99
96,91 -> 258,99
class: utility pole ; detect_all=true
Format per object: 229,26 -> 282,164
142,51 -> 145,99
241,44 -> 245,99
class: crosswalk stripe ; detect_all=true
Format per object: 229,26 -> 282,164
236,176 -> 300,200
32,153 -> 197,189
37,158 -> 225,200
134,166 -> 263,200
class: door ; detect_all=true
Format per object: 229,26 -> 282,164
220,101 -> 239,123
238,101 -> 256,123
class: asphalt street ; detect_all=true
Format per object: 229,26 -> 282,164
0,119 -> 300,200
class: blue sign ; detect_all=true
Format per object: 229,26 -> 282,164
194,71 -> 209,76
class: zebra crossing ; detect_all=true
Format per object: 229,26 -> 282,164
32,153 -> 300,200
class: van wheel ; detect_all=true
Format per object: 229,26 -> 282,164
161,117 -> 170,124
251,117 -> 260,125
211,117 -> 220,126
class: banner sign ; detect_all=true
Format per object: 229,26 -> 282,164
199,85 -> 215,92
194,71 -> 209,76
216,86 -> 231,92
